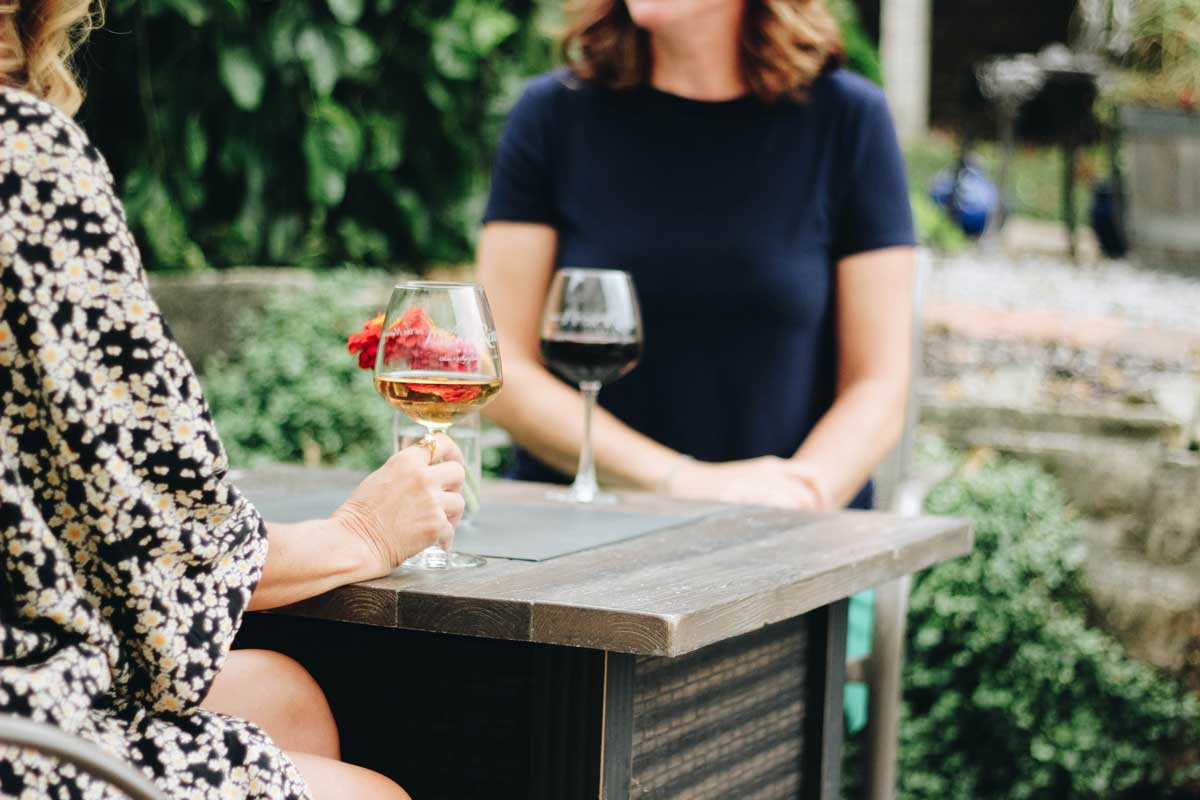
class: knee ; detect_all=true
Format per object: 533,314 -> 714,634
236,649 -> 340,759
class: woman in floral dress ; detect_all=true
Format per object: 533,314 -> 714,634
0,3 -> 464,798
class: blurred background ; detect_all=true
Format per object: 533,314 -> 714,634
78,1 -> 1199,797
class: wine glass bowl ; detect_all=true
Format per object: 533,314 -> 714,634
539,268 -> 643,504
375,281 -> 502,568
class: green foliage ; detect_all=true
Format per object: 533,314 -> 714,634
203,273 -> 393,469
1110,0 -> 1200,110
910,190 -> 969,253
828,0 -> 883,86
81,0 -> 554,271
202,272 -> 515,476
82,1 -> 880,272
880,455 -> 1200,800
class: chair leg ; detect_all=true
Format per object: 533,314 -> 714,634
862,575 -> 912,800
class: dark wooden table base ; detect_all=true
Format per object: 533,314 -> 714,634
236,601 -> 846,800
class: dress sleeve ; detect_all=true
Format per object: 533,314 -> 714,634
482,76 -> 560,225
0,90 -> 267,715
832,86 -> 916,260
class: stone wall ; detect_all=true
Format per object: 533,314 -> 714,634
148,268 -> 398,374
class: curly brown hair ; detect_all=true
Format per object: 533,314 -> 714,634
561,0 -> 845,103
0,0 -> 96,114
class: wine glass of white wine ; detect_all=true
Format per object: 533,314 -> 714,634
375,282 -> 502,569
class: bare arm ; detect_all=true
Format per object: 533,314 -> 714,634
477,222 -> 682,489
792,246 -> 915,507
248,442 -> 465,610
247,519 -> 378,611
477,223 -> 907,510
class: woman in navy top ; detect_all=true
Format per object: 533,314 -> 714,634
479,0 -> 915,512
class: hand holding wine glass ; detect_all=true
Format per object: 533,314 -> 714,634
539,268 -> 643,504
332,435 -> 467,574
375,282 -> 502,569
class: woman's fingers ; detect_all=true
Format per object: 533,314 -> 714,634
441,490 -> 466,526
393,443 -> 435,469
432,433 -> 464,465
429,460 -> 466,492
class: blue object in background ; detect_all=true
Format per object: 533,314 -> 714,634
930,162 -> 1000,237
1091,180 -> 1129,259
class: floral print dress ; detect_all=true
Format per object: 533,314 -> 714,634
0,89 -> 309,798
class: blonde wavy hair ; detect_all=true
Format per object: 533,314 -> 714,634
0,0 -> 96,114
562,0 -> 845,103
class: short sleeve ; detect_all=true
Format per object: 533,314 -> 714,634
482,75 -> 560,225
832,83 -> 916,259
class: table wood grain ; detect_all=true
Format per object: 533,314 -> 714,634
237,466 -> 972,657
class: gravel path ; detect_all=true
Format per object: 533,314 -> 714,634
922,249 -> 1200,409
928,250 -> 1200,334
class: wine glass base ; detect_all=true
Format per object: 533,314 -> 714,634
545,488 -> 618,505
448,551 -> 486,568
401,546 -> 486,570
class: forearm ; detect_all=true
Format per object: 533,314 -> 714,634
487,359 -> 681,490
793,376 -> 908,508
248,519 -> 377,611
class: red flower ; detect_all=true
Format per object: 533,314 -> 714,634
347,306 -> 480,373
395,307 -> 433,349
347,312 -> 385,370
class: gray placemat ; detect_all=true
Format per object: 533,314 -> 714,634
247,489 -> 704,562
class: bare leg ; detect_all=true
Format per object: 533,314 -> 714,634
286,752 -> 411,800
203,649 -> 412,798
202,649 -> 339,759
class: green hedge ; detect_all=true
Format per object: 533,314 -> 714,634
202,272 -> 390,468
845,454 -> 1200,799
81,0 -> 882,272
81,0 -> 553,271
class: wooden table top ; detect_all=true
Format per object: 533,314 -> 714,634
238,466 -> 972,657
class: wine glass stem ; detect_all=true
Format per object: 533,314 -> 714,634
572,381 -> 602,503
391,410 -> 404,454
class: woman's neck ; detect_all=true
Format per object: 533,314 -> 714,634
648,9 -> 745,101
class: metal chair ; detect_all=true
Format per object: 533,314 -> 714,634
847,250 -> 937,800
0,714 -> 166,800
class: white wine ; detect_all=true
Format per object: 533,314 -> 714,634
375,371 -> 502,428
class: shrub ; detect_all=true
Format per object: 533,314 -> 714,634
81,0 -> 554,272
852,454 -> 1200,800
203,272 -> 394,469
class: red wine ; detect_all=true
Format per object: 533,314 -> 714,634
540,337 -> 641,386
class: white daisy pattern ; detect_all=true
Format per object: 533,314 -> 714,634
0,89 -> 309,798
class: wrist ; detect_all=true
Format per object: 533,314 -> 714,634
658,454 -> 699,496
793,469 -> 832,511
330,501 -> 393,578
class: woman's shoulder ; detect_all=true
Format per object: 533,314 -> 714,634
520,68 -> 587,103
0,87 -> 104,177
812,68 -> 889,114
510,68 -> 597,120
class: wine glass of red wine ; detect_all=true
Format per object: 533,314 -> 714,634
539,268 -> 643,504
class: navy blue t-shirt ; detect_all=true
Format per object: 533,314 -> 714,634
483,68 -> 915,509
